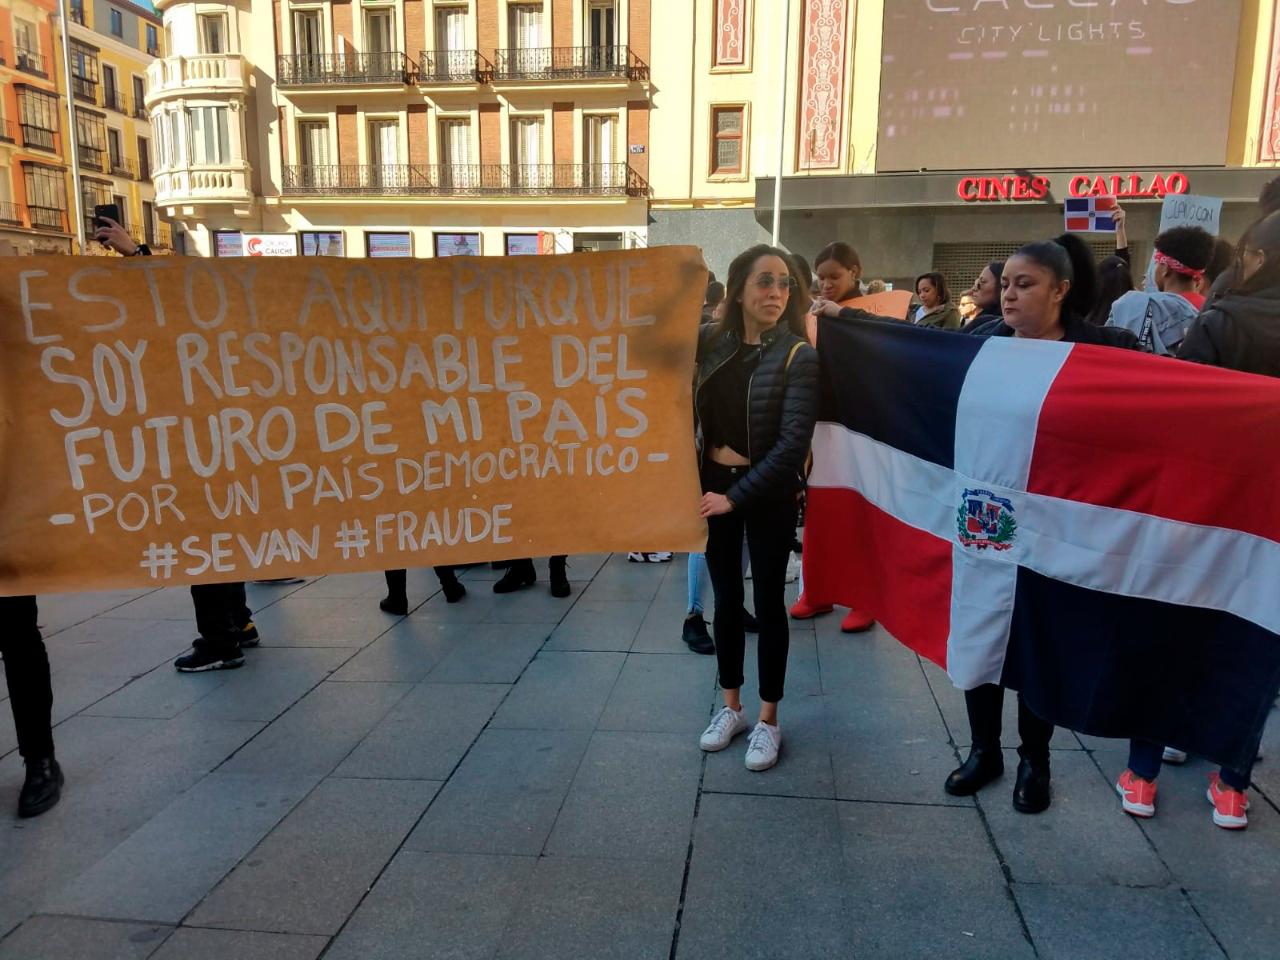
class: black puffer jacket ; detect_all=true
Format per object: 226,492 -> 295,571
1179,286 -> 1280,377
695,322 -> 818,508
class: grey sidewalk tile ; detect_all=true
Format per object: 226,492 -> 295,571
98,587 -> 203,621
45,771 -> 316,923
1187,886 -> 1280,960
410,587 -> 503,623
37,589 -> 155,635
44,617 -> 194,677
597,653 -> 718,734
425,624 -> 555,684
189,777 -> 439,935
83,662 -> 229,720
702,692 -> 836,799
677,794 -> 851,959
544,599 -> 651,651
484,588 -> 580,624
1015,884 -> 1226,960
406,728 -> 591,856
545,730 -> 700,861
149,928 -> 328,960
258,614 -> 392,648
220,680 -> 412,777
284,572 -> 387,599
324,851 -> 535,960
838,801 -> 1034,960
824,695 -> 973,807
335,683 -> 509,780
0,916 -> 171,960
496,856 -> 682,960
980,749 -> 1169,887
178,647 -> 355,722
329,620 -> 465,683
489,652 -> 625,731
817,629 -> 932,699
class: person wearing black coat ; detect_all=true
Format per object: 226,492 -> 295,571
693,245 -> 819,773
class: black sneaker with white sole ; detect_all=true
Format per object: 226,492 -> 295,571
175,646 -> 244,672
238,621 -> 260,648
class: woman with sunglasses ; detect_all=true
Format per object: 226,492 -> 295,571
694,245 -> 818,772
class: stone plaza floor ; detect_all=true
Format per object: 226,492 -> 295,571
0,554 -> 1277,960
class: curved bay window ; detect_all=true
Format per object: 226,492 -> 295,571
22,163 -> 67,232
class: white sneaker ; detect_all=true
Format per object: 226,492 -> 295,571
1162,747 -> 1188,764
699,706 -> 749,752
627,552 -> 648,563
785,553 -> 801,584
650,552 -> 674,562
744,721 -> 781,771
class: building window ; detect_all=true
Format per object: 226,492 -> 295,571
510,4 -> 544,48
584,114 -> 617,186
18,87 -> 60,152
214,230 -> 244,256
142,200 -> 155,245
137,134 -> 151,179
436,5 -> 466,51
301,231 -> 344,256
293,11 -> 322,56
588,0 -> 616,48
367,231 -> 412,257
298,120 -> 329,166
365,8 -> 395,53
710,105 -> 744,176
70,0 -> 85,25
14,20 -> 44,75
76,110 -> 108,170
133,76 -> 146,116
368,118 -> 399,167
438,118 -> 470,186
189,106 -> 231,164
110,9 -> 124,38
102,64 -> 121,111
111,193 -> 128,227
199,14 -> 226,54
146,24 -> 159,55
22,163 -> 67,231
70,41 -> 99,101
434,232 -> 481,257
107,128 -> 123,168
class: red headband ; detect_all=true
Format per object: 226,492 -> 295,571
1154,250 -> 1205,281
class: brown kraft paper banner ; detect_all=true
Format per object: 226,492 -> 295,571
0,247 -> 708,594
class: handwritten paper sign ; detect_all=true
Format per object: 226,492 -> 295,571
1144,194 -> 1223,290
0,247 -> 708,594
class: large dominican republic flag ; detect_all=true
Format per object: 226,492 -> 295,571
802,317 -> 1280,772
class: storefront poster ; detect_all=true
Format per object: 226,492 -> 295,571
244,234 -> 299,257
367,232 -> 413,258
302,232 -> 345,257
214,232 -> 244,257
436,233 -> 482,257
506,234 -> 540,256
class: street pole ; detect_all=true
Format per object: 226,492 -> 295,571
57,0 -> 85,252
771,0 -> 791,246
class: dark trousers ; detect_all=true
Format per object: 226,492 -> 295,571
1128,739 -> 1250,791
384,567 -> 458,598
703,462 -> 796,704
0,595 -> 54,761
965,683 -> 1054,767
190,582 -> 250,655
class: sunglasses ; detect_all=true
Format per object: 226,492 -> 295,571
752,274 -> 797,291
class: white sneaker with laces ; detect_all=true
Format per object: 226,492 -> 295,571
1162,747 -> 1188,764
649,552 -> 674,562
699,706 -> 749,752
744,721 -> 781,771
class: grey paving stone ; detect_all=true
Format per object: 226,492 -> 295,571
824,694 -> 973,807
45,771 -> 316,923
0,916 -> 170,960
1187,886 -> 1280,960
544,598 -> 652,651
817,627 -> 932,699
980,749 -> 1169,887
838,801 -> 1034,959
284,571 -> 388,600
37,589 -> 155,635
82,661 -> 229,720
177,647 -> 355,722
598,653 -> 718,734
220,680 -> 412,777
424,624 -> 554,684
97,587 -> 201,621
489,652 -> 625,731
406,728 -> 591,856
702,691 -> 835,799
545,730 -> 700,861
260,613 -> 393,648
335,683 -> 509,780
190,777 -> 439,935
324,851 -> 535,960
496,856 -> 682,960
484,586 -> 580,624
149,928 -> 328,960
43,617 -> 194,677
329,620 -> 466,683
1015,883 -> 1226,960
409,586 -> 503,623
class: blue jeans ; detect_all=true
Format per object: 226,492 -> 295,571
1128,739 -> 1250,791
687,542 -> 750,616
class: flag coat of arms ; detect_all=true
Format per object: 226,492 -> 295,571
802,317 -> 1280,772
1064,196 -> 1118,232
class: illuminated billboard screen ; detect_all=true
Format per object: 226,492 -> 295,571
877,0 -> 1243,172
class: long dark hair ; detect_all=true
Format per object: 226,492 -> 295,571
1088,254 -> 1133,326
1232,211 -> 1280,294
814,241 -> 861,273
915,271 -> 950,305
1012,235 -> 1099,325
977,260 -> 1005,317
718,244 -> 806,340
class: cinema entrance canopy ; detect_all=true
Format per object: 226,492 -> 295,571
756,167 -> 1279,293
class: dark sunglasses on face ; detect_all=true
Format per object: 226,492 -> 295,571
752,274 -> 796,291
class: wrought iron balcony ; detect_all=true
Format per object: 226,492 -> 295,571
0,201 -> 21,226
277,52 -> 410,86
103,89 -> 128,113
492,46 -> 647,82
110,156 -> 139,179
416,49 -> 492,84
282,163 -> 647,198
29,205 -> 65,232
15,47 -> 47,77
0,119 -> 14,143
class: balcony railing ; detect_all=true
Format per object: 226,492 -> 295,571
110,156 -> 139,179
16,47 -> 47,77
146,54 -> 249,104
133,102 -> 149,120
21,124 -> 58,153
29,205 -> 65,232
282,163 -> 647,198
416,49 -> 492,83
492,46 -> 647,82
153,221 -> 172,248
103,89 -> 128,113
79,145 -> 106,171
0,201 -> 21,226
0,119 -> 14,143
277,52 -> 410,86
139,156 -> 151,181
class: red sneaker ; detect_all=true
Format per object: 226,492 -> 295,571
840,609 -> 875,633
1115,769 -> 1157,818
1207,773 -> 1249,829
789,595 -> 833,620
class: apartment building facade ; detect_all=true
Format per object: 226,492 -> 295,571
149,0 -> 652,258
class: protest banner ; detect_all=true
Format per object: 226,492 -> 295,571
1144,194 -> 1223,288
0,247 -> 708,594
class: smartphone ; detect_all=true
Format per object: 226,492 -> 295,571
93,203 -> 121,229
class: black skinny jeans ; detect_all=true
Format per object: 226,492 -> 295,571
0,595 -> 54,761
965,683 -> 1054,767
704,462 -> 796,704
383,567 -> 459,598
190,582 -> 251,655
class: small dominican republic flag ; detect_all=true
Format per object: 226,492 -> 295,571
1064,196 -> 1118,232
803,316 -> 1280,772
